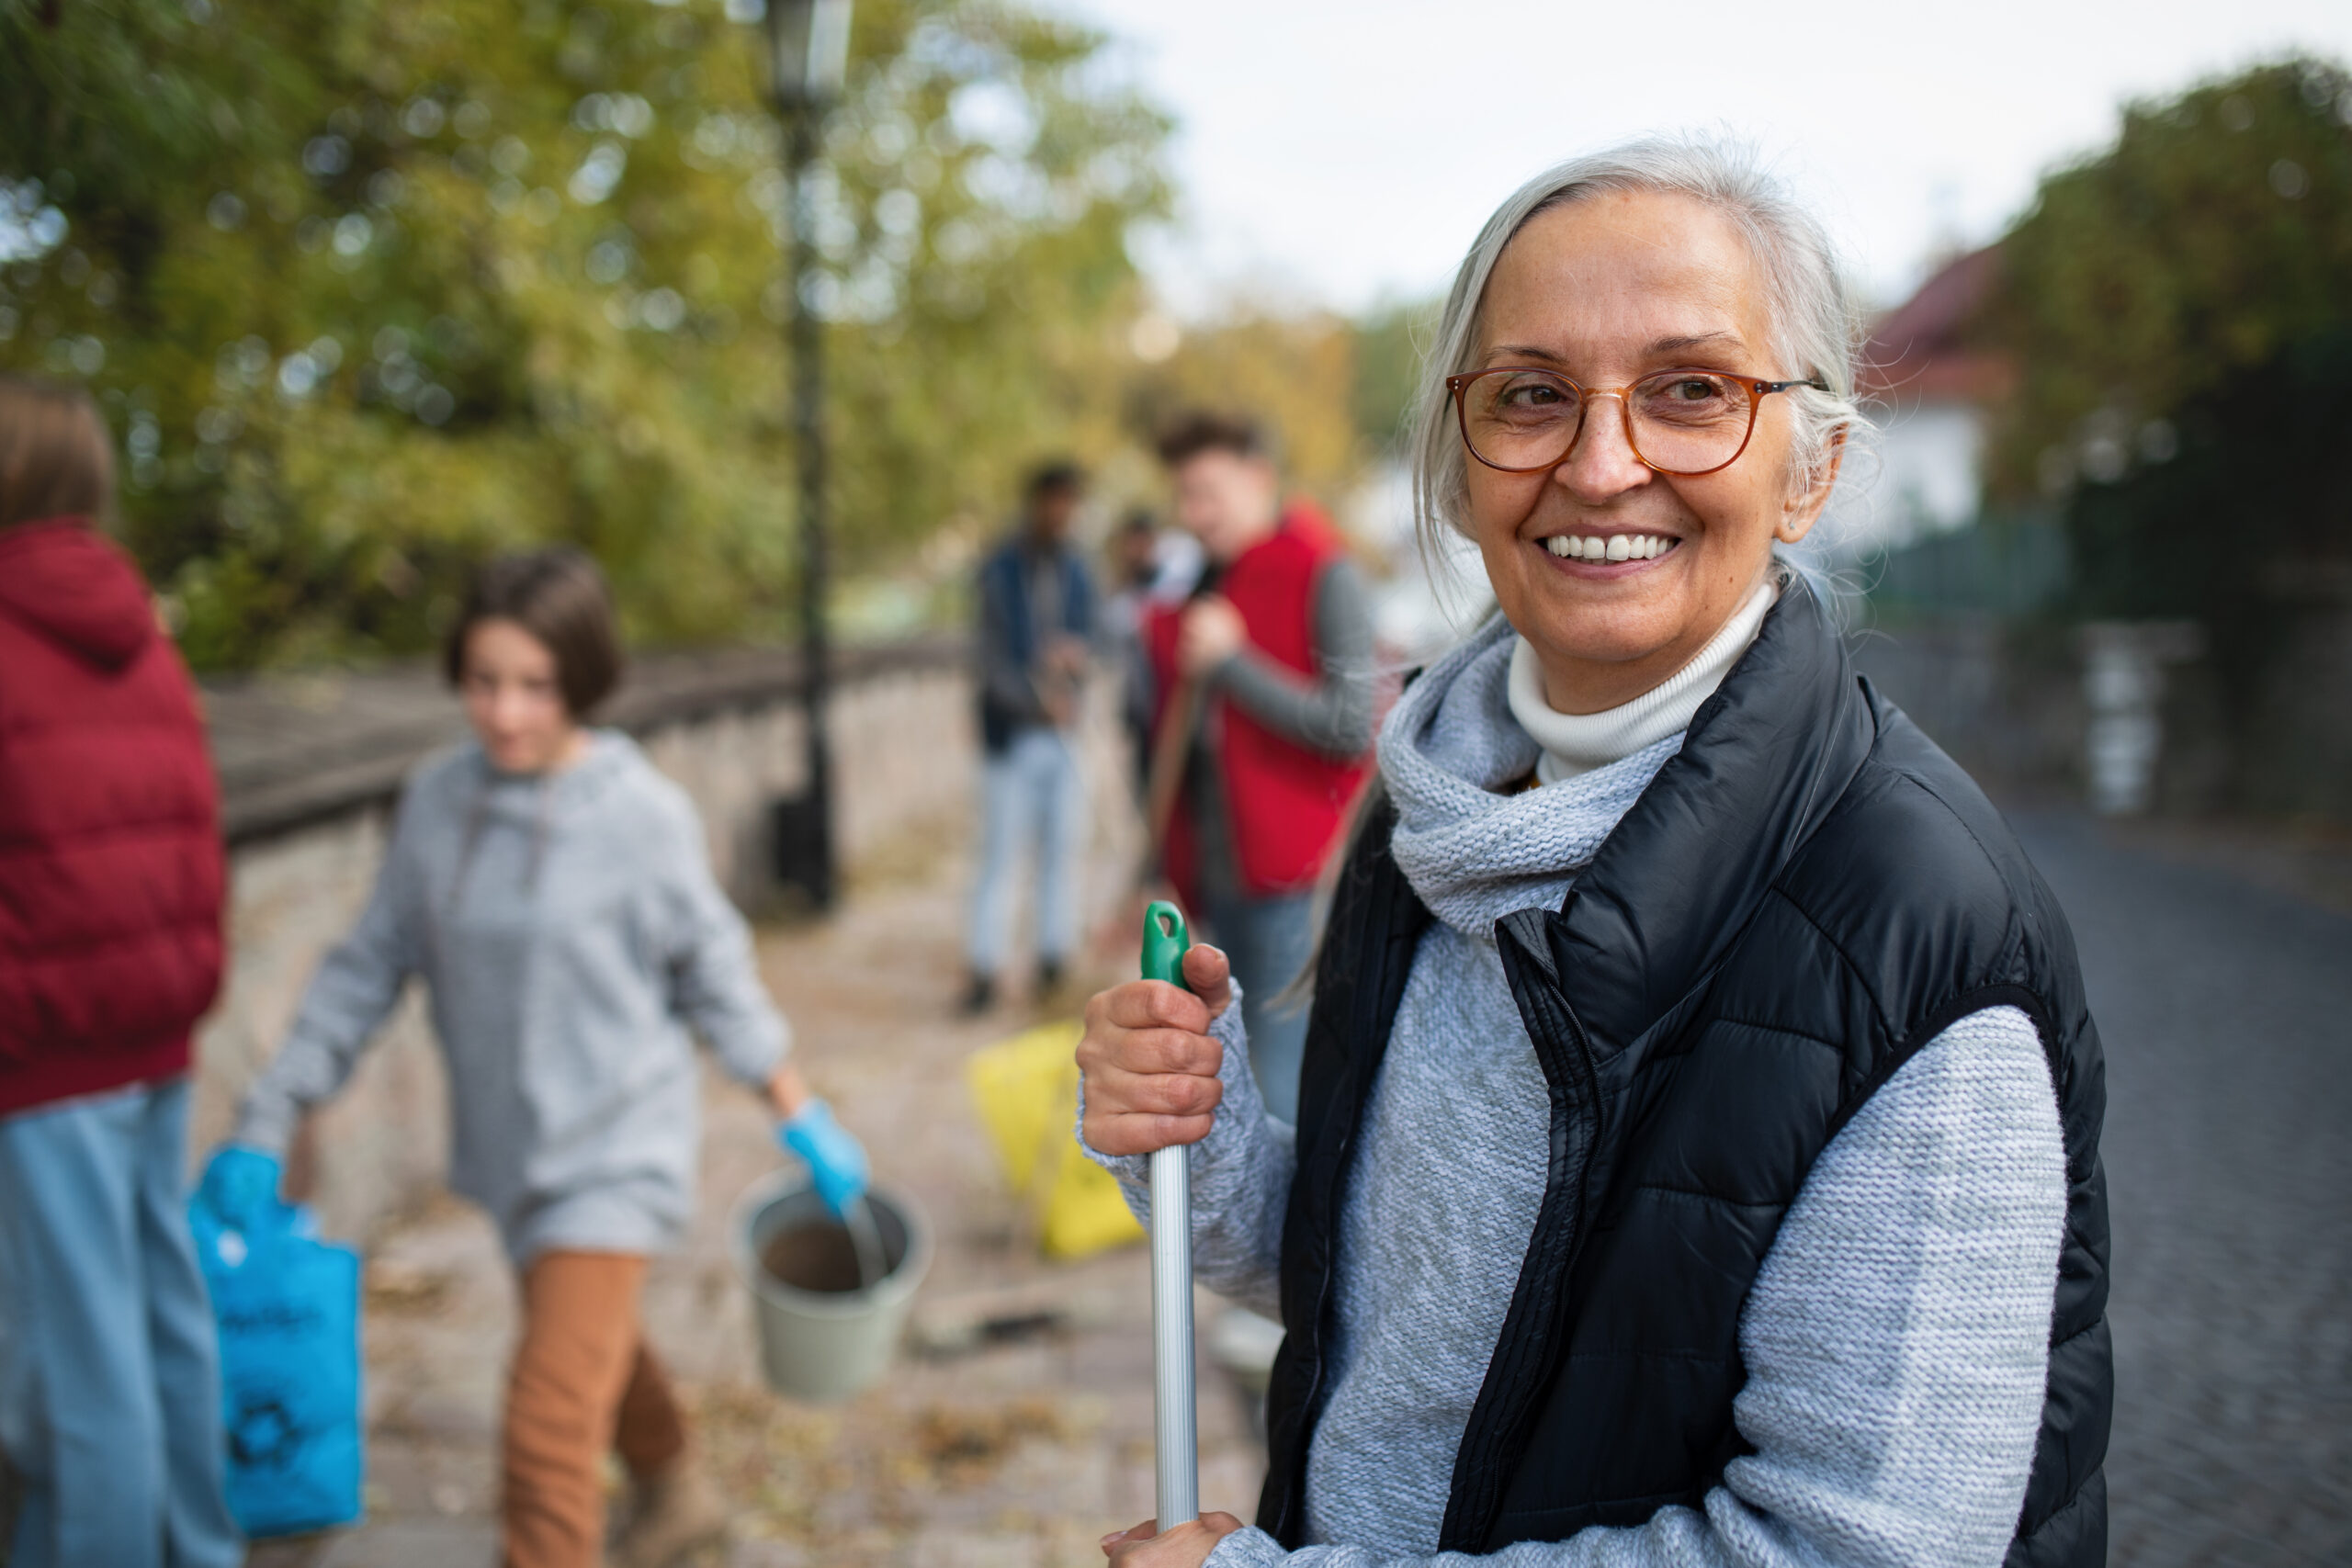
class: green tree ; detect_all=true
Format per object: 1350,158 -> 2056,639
1,0 -> 1170,668
1981,56 -> 2352,816
1984,56 -> 2352,502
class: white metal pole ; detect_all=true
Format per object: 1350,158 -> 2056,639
1148,1141 -> 1199,1529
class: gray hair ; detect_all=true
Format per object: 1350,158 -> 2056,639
1408,134 -> 1866,565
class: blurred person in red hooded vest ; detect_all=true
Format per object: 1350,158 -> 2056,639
1145,414 -> 1374,1125
0,376 -> 243,1566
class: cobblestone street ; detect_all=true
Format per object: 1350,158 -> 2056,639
243,807 -> 2352,1567
2018,814 -> 2352,1567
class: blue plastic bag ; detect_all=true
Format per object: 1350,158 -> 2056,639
188,1196 -> 365,1538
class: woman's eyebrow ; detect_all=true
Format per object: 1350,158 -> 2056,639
1483,333 -> 1746,367
1645,331 -> 1745,357
1484,344 -> 1567,365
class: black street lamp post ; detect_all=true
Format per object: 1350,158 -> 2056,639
761,0 -> 853,911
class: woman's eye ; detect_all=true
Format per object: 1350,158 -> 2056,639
1668,378 -> 1721,401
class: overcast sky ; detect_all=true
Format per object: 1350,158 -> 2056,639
1051,0 -> 2352,318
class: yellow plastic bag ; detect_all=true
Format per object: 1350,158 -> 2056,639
966,1020 -> 1146,1259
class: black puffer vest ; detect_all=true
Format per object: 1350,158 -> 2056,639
1259,582 -> 2111,1565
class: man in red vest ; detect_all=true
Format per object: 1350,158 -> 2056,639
1146,413 -> 1374,1123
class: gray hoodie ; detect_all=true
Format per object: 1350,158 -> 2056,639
233,732 -> 788,1262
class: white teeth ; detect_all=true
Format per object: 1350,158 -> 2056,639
1544,534 -> 1678,561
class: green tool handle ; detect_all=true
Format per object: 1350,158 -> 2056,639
1142,900 -> 1191,991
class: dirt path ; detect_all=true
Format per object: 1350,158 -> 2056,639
258,826 -> 1267,1567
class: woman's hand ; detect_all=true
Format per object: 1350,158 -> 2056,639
1079,943 -> 1233,1157
1102,1514 -> 1246,1565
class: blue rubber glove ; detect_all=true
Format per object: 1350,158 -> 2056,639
777,1100 -> 869,1219
196,1145 -> 283,1229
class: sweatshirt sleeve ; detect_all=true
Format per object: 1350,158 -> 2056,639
1214,558 -> 1375,761
232,791 -> 428,1156
1080,985 -> 1294,1321
1204,1005 -> 2067,1568
657,792 -> 791,1088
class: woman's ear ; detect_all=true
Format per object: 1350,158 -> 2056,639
1778,424 -> 1848,544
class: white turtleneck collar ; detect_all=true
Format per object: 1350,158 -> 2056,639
1507,578 -> 1779,784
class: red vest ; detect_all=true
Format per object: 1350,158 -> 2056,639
1148,503 -> 1370,904
0,521 -> 224,1116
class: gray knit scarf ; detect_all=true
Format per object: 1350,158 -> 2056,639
1380,615 -> 1684,936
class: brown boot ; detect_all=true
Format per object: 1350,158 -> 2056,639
613,1459 -> 729,1568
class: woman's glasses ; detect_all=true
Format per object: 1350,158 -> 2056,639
1445,367 -> 1827,478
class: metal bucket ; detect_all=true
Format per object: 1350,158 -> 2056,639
730,1168 -> 932,1404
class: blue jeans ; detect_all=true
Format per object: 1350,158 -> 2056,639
968,728 -> 1086,978
1202,888 -> 1317,1127
0,1077 -> 243,1568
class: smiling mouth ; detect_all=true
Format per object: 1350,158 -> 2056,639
1541,532 -> 1680,563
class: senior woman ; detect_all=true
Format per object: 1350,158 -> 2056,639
1078,137 -> 2109,1568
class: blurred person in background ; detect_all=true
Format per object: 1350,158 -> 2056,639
966,460 -> 1098,1014
1081,140 -> 2107,1568
1147,413 -> 1374,1126
1103,508 -> 1204,801
0,376 -> 243,1568
196,549 -> 870,1568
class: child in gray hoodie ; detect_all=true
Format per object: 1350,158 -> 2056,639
198,549 -> 865,1568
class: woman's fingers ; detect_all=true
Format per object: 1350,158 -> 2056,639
1181,943 -> 1234,1019
1093,1057 -> 1223,1113
1091,977 -> 1215,1035
1086,1066 -> 1223,1146
1102,1514 -> 1246,1564
1080,1023 -> 1221,1079
1078,975 -> 1229,1156
1082,1111 -> 1216,1157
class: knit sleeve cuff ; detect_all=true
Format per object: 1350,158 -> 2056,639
1204,1527 -> 1290,1568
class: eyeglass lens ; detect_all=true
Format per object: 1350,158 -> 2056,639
1460,369 -> 1754,475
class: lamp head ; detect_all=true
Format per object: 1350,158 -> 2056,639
763,0 -> 853,114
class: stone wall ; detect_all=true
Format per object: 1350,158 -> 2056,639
187,641 -> 1025,1246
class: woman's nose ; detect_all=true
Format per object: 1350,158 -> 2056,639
1551,392 -> 1652,503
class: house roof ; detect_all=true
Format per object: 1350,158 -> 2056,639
1857,244 -> 2015,406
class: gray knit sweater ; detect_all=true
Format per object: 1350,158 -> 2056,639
1088,616 -> 2067,1568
